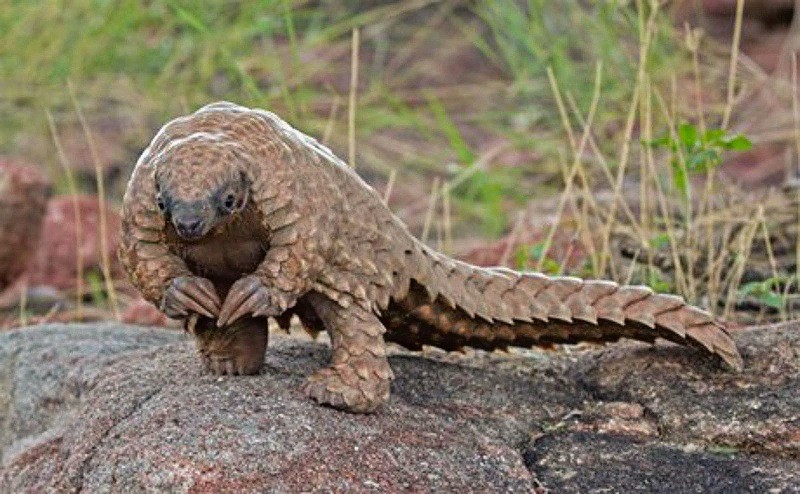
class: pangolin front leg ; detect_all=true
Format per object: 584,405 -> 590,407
162,275 -> 221,319
302,293 -> 394,413
216,202 -> 321,327
190,315 -> 269,376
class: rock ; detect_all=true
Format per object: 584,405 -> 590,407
25,194 -> 122,291
120,297 -> 170,327
1,322 -> 799,492
0,195 -> 124,325
673,0 -> 795,73
0,324 -> 181,462
525,325 -> 800,492
0,158 -> 51,290
525,433 -> 797,493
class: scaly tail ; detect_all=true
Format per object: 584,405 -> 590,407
386,247 -> 742,370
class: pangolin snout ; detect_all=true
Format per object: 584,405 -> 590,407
173,215 -> 206,240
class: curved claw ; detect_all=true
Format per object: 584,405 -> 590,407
218,275 -> 271,327
162,276 -> 221,319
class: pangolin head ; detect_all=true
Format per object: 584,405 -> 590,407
153,133 -> 252,241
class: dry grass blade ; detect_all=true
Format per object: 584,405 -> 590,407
18,279 -> 28,327
67,81 -> 120,320
721,0 -> 745,130
45,110 -> 84,320
651,85 -> 693,298
442,185 -> 452,255
564,92 -> 637,224
598,0 -> 660,278
758,212 -> 784,320
498,211 -> 524,267
322,94 -> 341,145
348,27 -> 360,168
421,177 -> 440,243
722,208 -> 759,319
792,54 -> 800,289
382,168 -> 398,205
540,62 -> 603,272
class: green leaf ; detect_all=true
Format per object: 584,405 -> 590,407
678,123 -> 698,148
738,280 -> 784,309
650,232 -> 670,249
541,258 -> 561,275
167,2 -> 209,34
526,242 -> 562,274
671,159 -> 689,199
702,128 -> 725,144
644,135 -> 672,148
514,245 -> 530,269
646,269 -> 671,293
530,242 -> 547,262
687,149 -> 721,173
760,292 -> 784,310
722,134 -> 752,151
425,93 -> 475,166
85,270 -> 107,306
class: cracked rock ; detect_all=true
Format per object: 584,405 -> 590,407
1,322 -> 799,492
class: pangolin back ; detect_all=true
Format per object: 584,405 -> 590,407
381,242 -> 743,371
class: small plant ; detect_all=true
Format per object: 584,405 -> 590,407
646,123 -> 752,200
85,269 -> 107,306
515,242 -> 561,274
737,277 -> 788,311
644,268 -> 672,294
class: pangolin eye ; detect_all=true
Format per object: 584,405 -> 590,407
156,197 -> 166,212
224,194 -> 236,210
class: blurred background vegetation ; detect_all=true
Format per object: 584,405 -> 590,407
2,0 -> 800,327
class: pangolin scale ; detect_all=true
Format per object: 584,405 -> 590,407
120,102 -> 743,413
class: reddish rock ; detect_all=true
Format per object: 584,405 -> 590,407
0,158 -> 51,290
121,297 -> 170,327
1,322 -> 799,491
723,142 -> 787,187
25,195 -> 122,291
673,0 -> 795,73
676,0 -> 794,17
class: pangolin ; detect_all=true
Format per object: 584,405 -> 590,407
120,102 -> 743,413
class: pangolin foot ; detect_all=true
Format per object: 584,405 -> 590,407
302,362 -> 392,413
193,317 -> 268,376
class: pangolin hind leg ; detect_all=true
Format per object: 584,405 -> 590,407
190,315 -> 269,376
301,292 -> 394,413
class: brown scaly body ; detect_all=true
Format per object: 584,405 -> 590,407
120,102 -> 743,413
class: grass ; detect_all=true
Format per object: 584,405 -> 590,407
0,1 -> 685,182
1,0 -> 797,325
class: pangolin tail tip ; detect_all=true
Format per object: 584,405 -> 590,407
720,347 -> 744,373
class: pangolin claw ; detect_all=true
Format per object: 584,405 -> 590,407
162,276 -> 221,319
218,275 -> 273,327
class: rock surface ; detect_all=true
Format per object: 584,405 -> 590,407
1,322 -> 798,492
